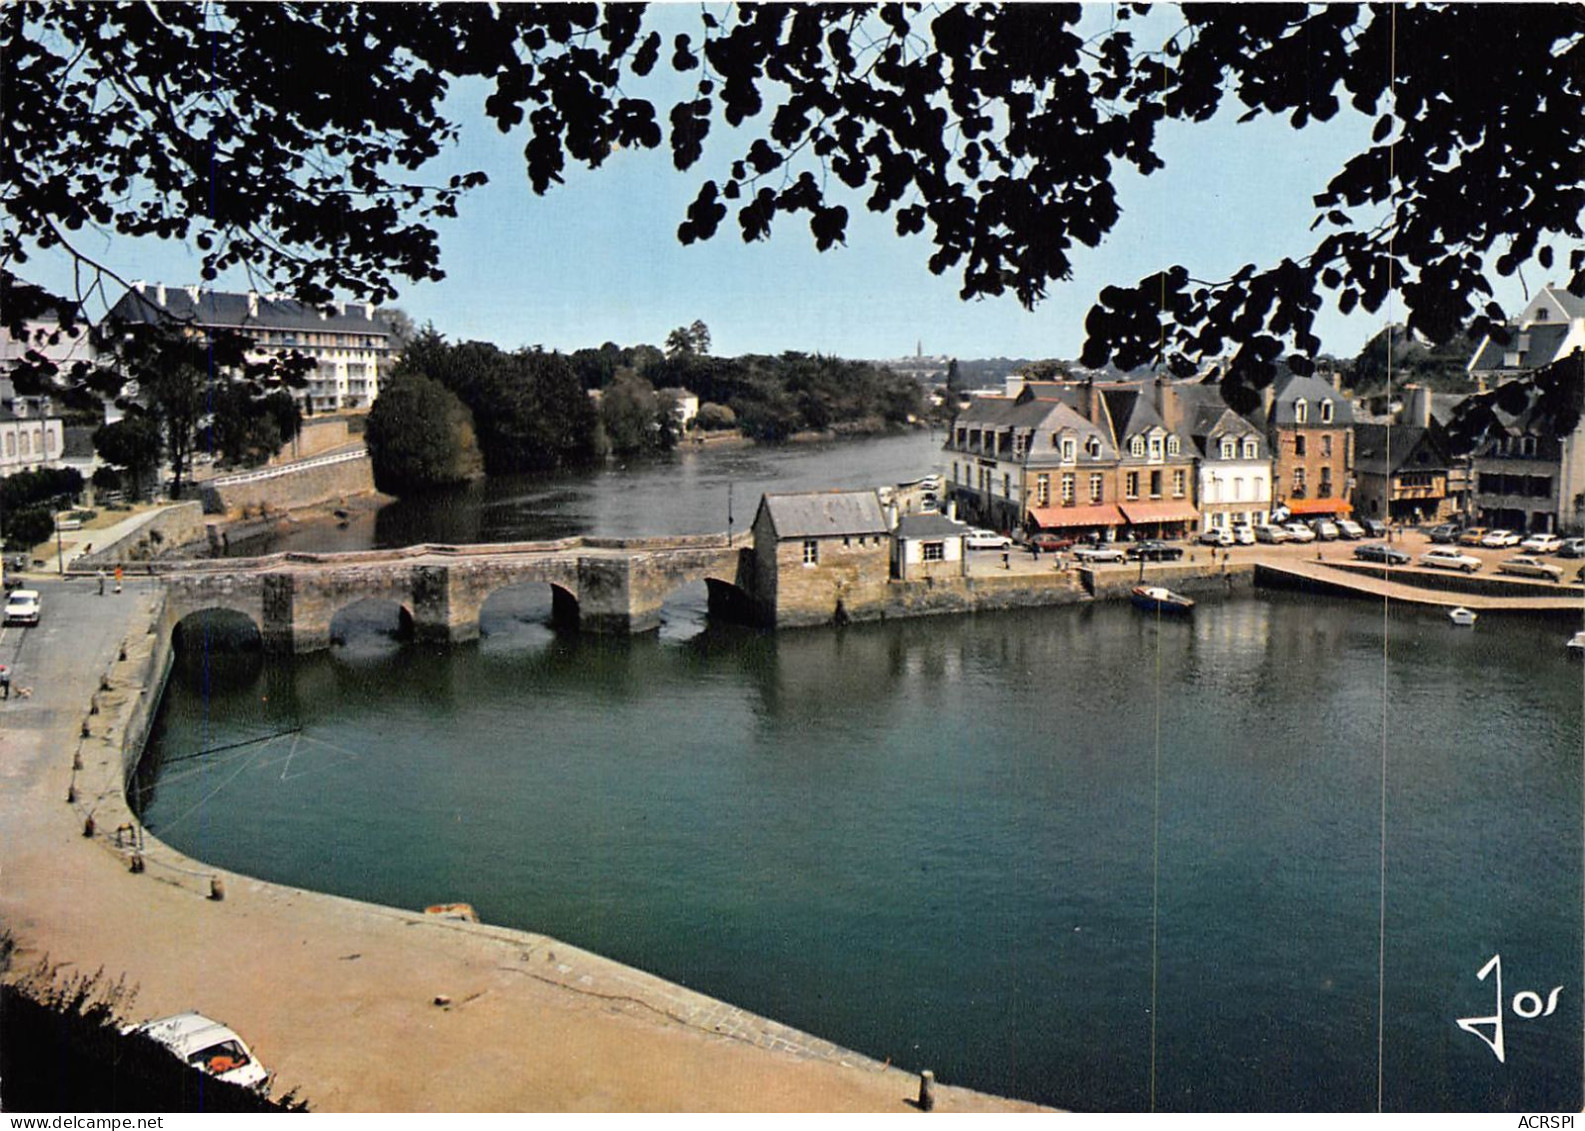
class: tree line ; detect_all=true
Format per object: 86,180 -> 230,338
365,324 -> 928,494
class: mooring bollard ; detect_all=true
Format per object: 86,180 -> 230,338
81,717 -> 92,738
209,876 -> 226,901
66,784 -> 76,804
82,815 -> 95,838
918,1069 -> 935,1112
130,853 -> 145,874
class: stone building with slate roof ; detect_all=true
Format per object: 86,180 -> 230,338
748,489 -> 893,626
1174,383 -> 1274,535
1249,372 -> 1355,519
1466,285 -> 1585,386
892,511 -> 967,581
109,282 -> 394,413
1352,420 -> 1459,525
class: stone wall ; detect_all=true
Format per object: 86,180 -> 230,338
200,453 -> 375,516
268,416 -> 353,466
76,502 -> 210,569
769,536 -> 893,627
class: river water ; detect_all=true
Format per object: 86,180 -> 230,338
138,432 -> 1583,1111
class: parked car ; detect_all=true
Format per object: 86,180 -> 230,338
1284,522 -> 1317,543
133,1012 -> 271,1094
1126,540 -> 1185,562
1354,543 -> 1411,566
1361,519 -> 1389,538
1030,532 -> 1075,553
3,588 -> 40,626
1199,528 -> 1234,547
1255,524 -> 1290,544
1335,519 -> 1366,540
1457,527 -> 1489,546
1498,555 -> 1564,581
1420,548 -> 1482,573
1560,538 -> 1585,559
1519,533 -> 1564,554
1427,523 -> 1461,543
964,528 -> 1012,550
1230,525 -> 1256,545
1480,529 -> 1522,548
1072,545 -> 1127,564
1310,519 -> 1340,540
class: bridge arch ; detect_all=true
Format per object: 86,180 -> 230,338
171,606 -> 264,653
328,596 -> 416,647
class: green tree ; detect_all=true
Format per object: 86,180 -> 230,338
91,414 -> 162,500
665,320 -> 712,359
600,370 -> 664,455
364,373 -> 483,494
207,385 -> 303,468
6,5 -> 1579,413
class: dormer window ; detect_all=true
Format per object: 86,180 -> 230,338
1061,437 -> 1076,463
1243,438 -> 1257,459
1130,436 -> 1145,458
1085,436 -> 1102,458
1220,439 -> 1236,459
1523,436 -> 1537,456
1148,435 -> 1163,460
1320,399 -> 1334,424
1294,398 -> 1308,424
1167,436 -> 1180,457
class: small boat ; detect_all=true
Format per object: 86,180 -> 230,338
1448,607 -> 1477,626
1131,585 -> 1195,614
423,902 -> 479,922
1567,631 -> 1585,657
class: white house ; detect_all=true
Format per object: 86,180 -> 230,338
1467,284 -> 1585,385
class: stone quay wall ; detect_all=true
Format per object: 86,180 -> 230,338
76,502 -> 210,569
1323,559 -> 1585,600
199,451 -> 375,516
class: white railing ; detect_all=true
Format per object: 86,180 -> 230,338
208,447 -> 366,488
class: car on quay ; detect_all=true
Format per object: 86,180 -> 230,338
1071,545 -> 1128,564
1310,519 -> 1341,541
1427,523 -> 1461,543
1199,528 -> 1234,547
1231,525 -> 1256,545
1284,522 -> 1317,543
3,588 -> 41,626
133,1012 -> 271,1094
1480,529 -> 1522,548
1520,533 -> 1564,554
1255,524 -> 1290,544
1126,540 -> 1186,562
964,528 -> 1013,550
1354,543 -> 1411,566
1420,548 -> 1483,573
1029,532 -> 1076,553
1498,555 -> 1564,582
1457,527 -> 1489,546
1362,519 -> 1389,538
1559,538 -> 1585,559
1335,519 -> 1366,540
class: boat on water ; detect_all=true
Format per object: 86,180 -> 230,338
1131,585 -> 1195,614
1448,607 -> 1478,626
1568,631 -> 1585,657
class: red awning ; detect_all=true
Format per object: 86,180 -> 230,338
1028,504 -> 1125,529
1282,497 -> 1347,515
1119,501 -> 1200,525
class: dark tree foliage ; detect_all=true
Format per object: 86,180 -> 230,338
394,332 -> 598,474
600,369 -> 675,455
207,386 -> 303,468
5,4 -> 1579,415
364,372 -> 484,493
92,415 -> 163,500
2,506 -> 55,551
0,466 -> 84,546
1346,324 -> 1483,395
1443,349 -> 1585,458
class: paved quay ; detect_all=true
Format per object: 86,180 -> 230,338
0,571 -> 1046,1112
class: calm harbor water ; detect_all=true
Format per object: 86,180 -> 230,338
140,434 -> 1583,1111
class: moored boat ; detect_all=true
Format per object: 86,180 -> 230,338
1448,607 -> 1477,626
1568,631 -> 1585,657
1131,585 -> 1195,614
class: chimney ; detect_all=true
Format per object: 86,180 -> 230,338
155,283 -> 166,307
247,290 -> 259,317
1331,370 -> 1343,391
185,285 -> 199,302
1404,384 -> 1432,429
1261,382 -> 1276,418
1154,375 -> 1181,430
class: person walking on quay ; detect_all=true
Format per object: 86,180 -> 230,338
113,565 -> 123,594
97,569 -> 106,596
0,664 -> 10,700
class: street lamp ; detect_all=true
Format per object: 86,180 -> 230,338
54,499 -> 66,576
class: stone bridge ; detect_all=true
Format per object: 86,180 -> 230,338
141,534 -> 754,652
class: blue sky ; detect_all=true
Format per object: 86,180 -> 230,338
20,4 -> 1539,364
